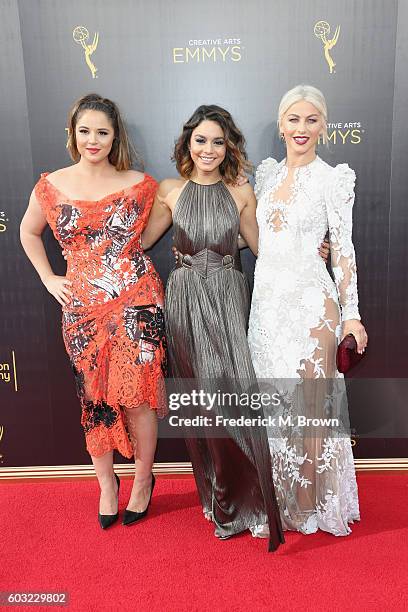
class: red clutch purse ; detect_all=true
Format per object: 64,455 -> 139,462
336,334 -> 365,374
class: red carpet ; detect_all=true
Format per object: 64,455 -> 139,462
1,472 -> 407,611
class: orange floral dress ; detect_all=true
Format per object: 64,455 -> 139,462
35,173 -> 167,458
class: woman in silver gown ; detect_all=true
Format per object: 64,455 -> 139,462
142,105 -> 284,551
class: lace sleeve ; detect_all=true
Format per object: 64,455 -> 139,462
254,157 -> 278,199
326,164 -> 360,321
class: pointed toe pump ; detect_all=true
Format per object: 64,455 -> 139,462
98,473 -> 120,530
122,473 -> 156,526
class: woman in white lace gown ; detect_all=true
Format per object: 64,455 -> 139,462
248,85 -> 368,536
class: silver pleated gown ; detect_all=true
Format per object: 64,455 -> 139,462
165,180 -> 284,551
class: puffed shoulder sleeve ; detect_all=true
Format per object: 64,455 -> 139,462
326,164 -> 360,321
254,157 -> 278,199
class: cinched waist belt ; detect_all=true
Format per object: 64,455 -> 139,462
176,248 -> 238,278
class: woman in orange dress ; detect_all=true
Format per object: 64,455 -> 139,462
20,94 -> 167,529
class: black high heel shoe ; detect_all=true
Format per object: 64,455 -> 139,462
98,473 -> 120,530
122,473 -> 155,526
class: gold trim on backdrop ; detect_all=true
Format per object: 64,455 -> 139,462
0,459 -> 407,480
0,462 -> 193,480
12,350 -> 18,392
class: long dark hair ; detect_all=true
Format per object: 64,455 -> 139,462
66,93 -> 143,171
173,104 -> 252,184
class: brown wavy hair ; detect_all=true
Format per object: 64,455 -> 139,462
173,105 -> 252,184
66,93 -> 143,171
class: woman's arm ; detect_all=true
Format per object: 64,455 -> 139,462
141,180 -> 174,250
326,165 -> 368,353
238,184 -> 259,256
20,190 -> 72,305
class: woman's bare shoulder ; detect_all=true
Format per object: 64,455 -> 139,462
46,166 -> 76,185
227,181 -> 255,205
158,177 -> 186,196
231,181 -> 255,196
123,169 -> 145,182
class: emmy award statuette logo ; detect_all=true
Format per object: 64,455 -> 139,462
73,26 -> 99,79
314,21 -> 340,74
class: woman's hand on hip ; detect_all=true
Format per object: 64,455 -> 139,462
43,274 -> 73,306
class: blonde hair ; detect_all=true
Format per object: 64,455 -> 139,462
278,84 -> 328,145
66,93 -> 142,170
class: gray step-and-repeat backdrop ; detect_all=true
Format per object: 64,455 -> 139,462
1,0 -> 407,467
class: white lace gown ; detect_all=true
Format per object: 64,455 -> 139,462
248,156 -> 360,536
